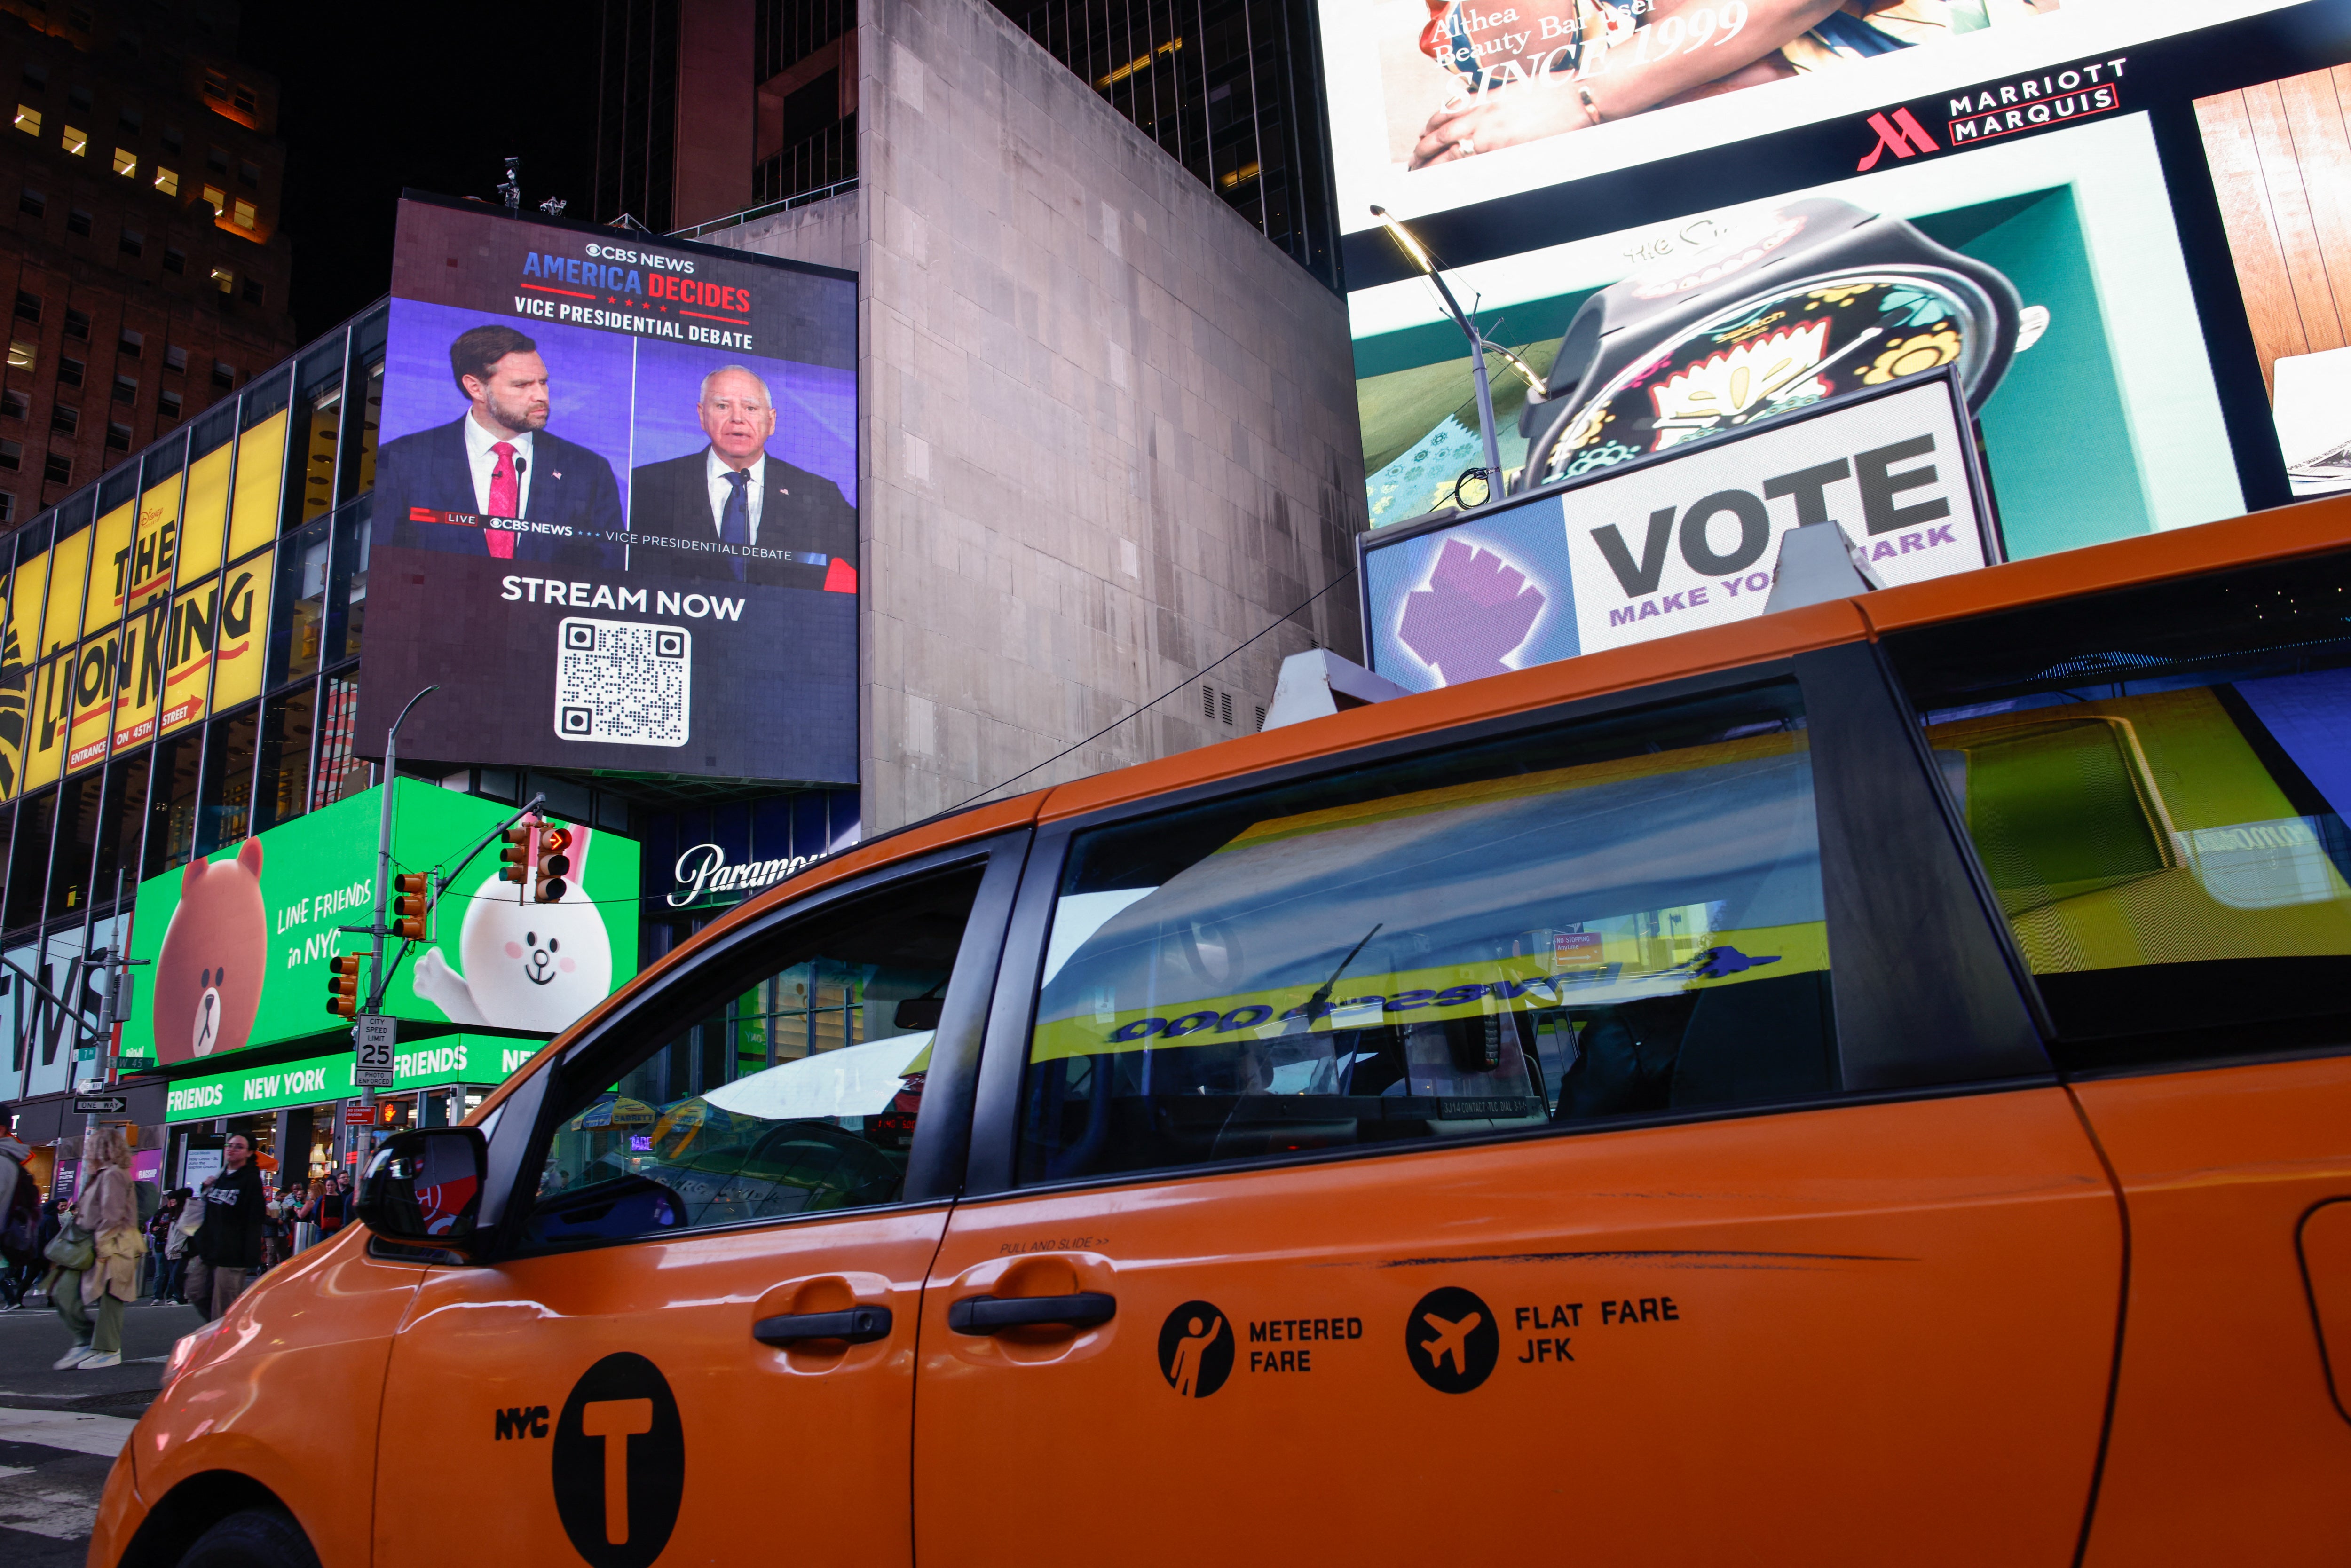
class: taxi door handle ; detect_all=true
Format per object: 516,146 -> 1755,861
752,1305 -> 894,1345
946,1292 -> 1117,1335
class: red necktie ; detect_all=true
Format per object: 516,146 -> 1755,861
486,441 -> 519,559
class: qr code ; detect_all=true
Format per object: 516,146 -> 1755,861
552,617 -> 691,747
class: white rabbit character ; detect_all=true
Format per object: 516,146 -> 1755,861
413,826 -> 613,1033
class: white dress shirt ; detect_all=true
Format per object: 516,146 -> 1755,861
463,415 -> 534,519
705,449 -> 765,544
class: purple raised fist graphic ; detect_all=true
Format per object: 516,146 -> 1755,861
1396,539 -> 1546,686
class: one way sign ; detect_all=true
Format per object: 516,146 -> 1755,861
72,1095 -> 126,1115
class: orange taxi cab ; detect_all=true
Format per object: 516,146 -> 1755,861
91,496 -> 2351,1567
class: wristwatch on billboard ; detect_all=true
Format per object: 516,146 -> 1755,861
1519,197 -> 2022,489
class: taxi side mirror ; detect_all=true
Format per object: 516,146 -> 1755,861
356,1127 -> 487,1248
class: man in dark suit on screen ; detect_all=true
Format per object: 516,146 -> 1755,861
373,323 -> 623,567
626,364 -> 857,588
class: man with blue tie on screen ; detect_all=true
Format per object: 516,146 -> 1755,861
626,364 -> 857,588
376,323 -> 623,567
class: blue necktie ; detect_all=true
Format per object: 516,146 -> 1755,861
719,469 -> 750,583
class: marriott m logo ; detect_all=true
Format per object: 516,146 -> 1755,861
1856,107 -> 1940,171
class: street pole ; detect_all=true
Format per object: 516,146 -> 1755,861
1372,206 -> 1501,498
79,870 -> 128,1158
355,685 -> 437,1166
1370,207 -> 1549,504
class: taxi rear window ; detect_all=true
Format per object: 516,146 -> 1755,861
1018,682 -> 1842,1185
1886,551 -> 2351,1070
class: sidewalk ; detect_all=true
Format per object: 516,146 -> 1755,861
0,1291 -> 188,1562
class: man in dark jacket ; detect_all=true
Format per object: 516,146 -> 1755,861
185,1134 -> 266,1322
374,323 -> 623,569
626,364 -> 855,588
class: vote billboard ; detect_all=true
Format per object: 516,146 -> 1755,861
1365,373 -> 1990,684
124,778 -> 641,1069
356,194 -> 858,783
1336,0 -> 2351,588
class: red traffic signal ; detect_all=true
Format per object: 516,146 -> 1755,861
535,824 -> 573,903
325,953 -> 362,1017
392,873 -> 430,941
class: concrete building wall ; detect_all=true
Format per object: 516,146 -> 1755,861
710,0 -> 1364,833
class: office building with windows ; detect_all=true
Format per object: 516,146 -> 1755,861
0,0 -> 295,531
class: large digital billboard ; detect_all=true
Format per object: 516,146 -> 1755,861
124,778 -> 641,1069
355,195 -> 858,782
1331,0 -> 2351,581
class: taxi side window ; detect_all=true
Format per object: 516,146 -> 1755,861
1017,682 -> 1840,1186
519,867 -> 982,1249
1886,551 -> 2351,1071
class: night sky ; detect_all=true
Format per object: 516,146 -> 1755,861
235,0 -> 606,342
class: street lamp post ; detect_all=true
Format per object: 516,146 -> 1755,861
353,685 -> 437,1162
1372,206 -> 1548,506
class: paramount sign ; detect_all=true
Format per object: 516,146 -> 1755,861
668,843 -> 828,908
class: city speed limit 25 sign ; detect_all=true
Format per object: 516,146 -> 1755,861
354,1013 -> 397,1088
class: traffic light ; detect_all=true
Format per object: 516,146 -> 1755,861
535,825 -> 573,903
326,953 -> 362,1017
392,873 -> 430,941
500,824 -> 534,885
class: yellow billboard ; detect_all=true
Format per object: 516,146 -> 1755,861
226,411 -> 285,563
66,632 -> 116,772
110,595 -> 169,752
209,555 -> 271,711
24,648 -> 72,793
158,582 -> 218,739
82,499 -> 135,638
39,524 -> 88,662
125,475 -> 182,617
179,441 -> 231,588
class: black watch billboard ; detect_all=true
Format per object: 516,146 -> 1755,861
1333,0 -> 2351,612
355,195 -> 858,783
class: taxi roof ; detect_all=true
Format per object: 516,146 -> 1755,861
476,491 -> 2351,1116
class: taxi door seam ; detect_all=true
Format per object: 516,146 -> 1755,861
2060,1083 -> 2134,1568
907,1194 -> 960,1567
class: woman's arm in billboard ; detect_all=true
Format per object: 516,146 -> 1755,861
1410,0 -> 1846,169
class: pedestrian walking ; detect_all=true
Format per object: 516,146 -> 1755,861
184,1134 -> 266,1322
163,1188 -> 200,1303
0,1107 -> 38,1309
144,1193 -> 181,1300
50,1125 -> 143,1370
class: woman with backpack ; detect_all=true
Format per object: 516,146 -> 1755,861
50,1126 -> 143,1370
0,1111 -> 38,1309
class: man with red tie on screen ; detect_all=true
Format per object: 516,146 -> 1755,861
375,323 -> 623,567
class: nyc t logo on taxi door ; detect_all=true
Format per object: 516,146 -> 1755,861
551,1353 -> 686,1568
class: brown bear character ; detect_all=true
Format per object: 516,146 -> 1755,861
151,836 -> 268,1064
